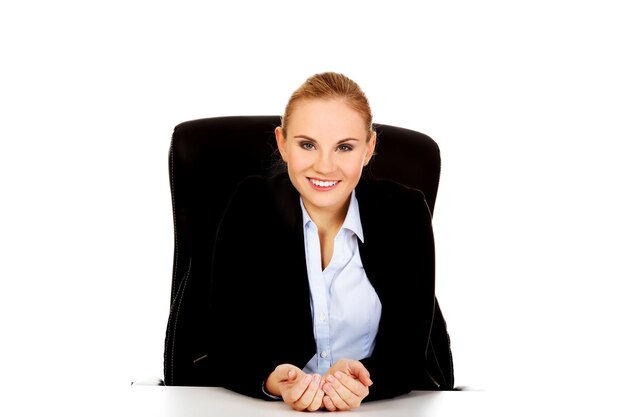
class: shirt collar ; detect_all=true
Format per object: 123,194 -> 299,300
300,191 -> 365,243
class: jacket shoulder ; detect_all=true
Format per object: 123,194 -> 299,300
228,173 -> 295,206
356,178 -> 430,218
223,172 -> 301,229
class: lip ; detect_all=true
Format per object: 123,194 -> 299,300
307,177 -> 340,191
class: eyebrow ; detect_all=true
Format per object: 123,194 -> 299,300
293,135 -> 361,144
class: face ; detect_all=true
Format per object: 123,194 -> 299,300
275,98 -> 376,220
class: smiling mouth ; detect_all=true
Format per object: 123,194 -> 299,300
308,178 -> 339,188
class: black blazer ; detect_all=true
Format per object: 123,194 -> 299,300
208,172 -> 453,401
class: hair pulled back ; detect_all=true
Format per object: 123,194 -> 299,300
281,72 -> 373,139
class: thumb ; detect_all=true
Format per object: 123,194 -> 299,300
275,364 -> 299,382
287,369 -> 297,381
347,362 -> 373,386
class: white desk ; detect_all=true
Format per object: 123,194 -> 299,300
125,386 -> 489,416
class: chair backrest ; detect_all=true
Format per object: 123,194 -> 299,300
164,115 -> 441,386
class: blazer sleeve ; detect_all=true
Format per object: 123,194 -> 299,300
208,177 -> 277,398
208,175 -> 315,399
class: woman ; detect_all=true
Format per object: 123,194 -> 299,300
209,72 -> 453,411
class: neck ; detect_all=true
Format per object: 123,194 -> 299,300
304,200 -> 349,237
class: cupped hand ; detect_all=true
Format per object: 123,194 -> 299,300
266,364 -> 324,411
321,359 -> 373,411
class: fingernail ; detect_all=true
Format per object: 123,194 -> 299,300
335,372 -> 342,379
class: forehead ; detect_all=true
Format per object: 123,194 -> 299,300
289,98 -> 369,139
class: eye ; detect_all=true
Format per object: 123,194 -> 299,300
299,141 -> 315,150
337,144 -> 353,152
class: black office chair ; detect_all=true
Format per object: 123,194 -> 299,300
163,115 -> 453,388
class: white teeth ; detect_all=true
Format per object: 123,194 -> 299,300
310,179 -> 338,187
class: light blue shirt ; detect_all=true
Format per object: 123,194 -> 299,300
301,192 -> 382,376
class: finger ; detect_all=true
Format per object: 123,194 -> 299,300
295,374 -> 321,409
274,364 -> 299,382
282,374 -> 311,406
323,395 -> 336,412
346,361 -> 373,386
323,376 -> 351,411
335,371 -> 369,398
287,369 -> 297,382
307,379 -> 325,412
327,373 -> 368,409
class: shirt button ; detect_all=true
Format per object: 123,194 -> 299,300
320,351 -> 328,359
320,313 -> 327,322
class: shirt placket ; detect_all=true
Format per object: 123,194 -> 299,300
306,223 -> 332,374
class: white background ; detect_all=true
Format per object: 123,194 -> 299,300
2,0 -> 625,414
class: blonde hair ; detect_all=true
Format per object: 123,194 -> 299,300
281,72 -> 373,139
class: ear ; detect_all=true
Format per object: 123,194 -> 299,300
364,131 -> 377,165
275,127 -> 287,162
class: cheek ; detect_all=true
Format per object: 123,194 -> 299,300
285,150 -> 311,173
343,159 -> 366,180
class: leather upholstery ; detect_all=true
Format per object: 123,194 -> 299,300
164,115 -> 446,387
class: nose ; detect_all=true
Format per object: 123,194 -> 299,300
313,150 -> 335,174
